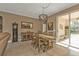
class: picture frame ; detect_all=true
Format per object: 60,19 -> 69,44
48,22 -> 53,31
21,22 -> 33,29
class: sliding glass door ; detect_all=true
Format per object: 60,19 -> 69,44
70,11 -> 79,49
56,11 -> 79,51
56,14 -> 70,47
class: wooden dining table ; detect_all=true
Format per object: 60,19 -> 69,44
37,34 -> 56,52
39,34 -> 55,40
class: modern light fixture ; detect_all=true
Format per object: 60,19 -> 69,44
39,14 -> 48,21
39,4 -> 50,21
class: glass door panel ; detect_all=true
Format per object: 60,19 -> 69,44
70,11 -> 79,48
56,14 -> 70,47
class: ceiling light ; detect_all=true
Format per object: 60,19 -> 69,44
39,4 -> 50,21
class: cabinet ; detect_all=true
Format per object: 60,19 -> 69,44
21,32 -> 27,41
12,22 -> 18,42
21,31 -> 33,41
26,31 -> 33,40
0,16 -> 3,32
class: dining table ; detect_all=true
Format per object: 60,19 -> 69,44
37,34 -> 56,52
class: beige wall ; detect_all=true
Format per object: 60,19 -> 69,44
0,11 -> 42,42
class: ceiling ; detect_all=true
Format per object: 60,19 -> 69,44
0,3 -> 77,19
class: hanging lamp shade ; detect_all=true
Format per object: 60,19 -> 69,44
39,4 -> 50,21
39,14 -> 48,21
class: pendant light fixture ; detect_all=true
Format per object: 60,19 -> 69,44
39,4 -> 50,22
